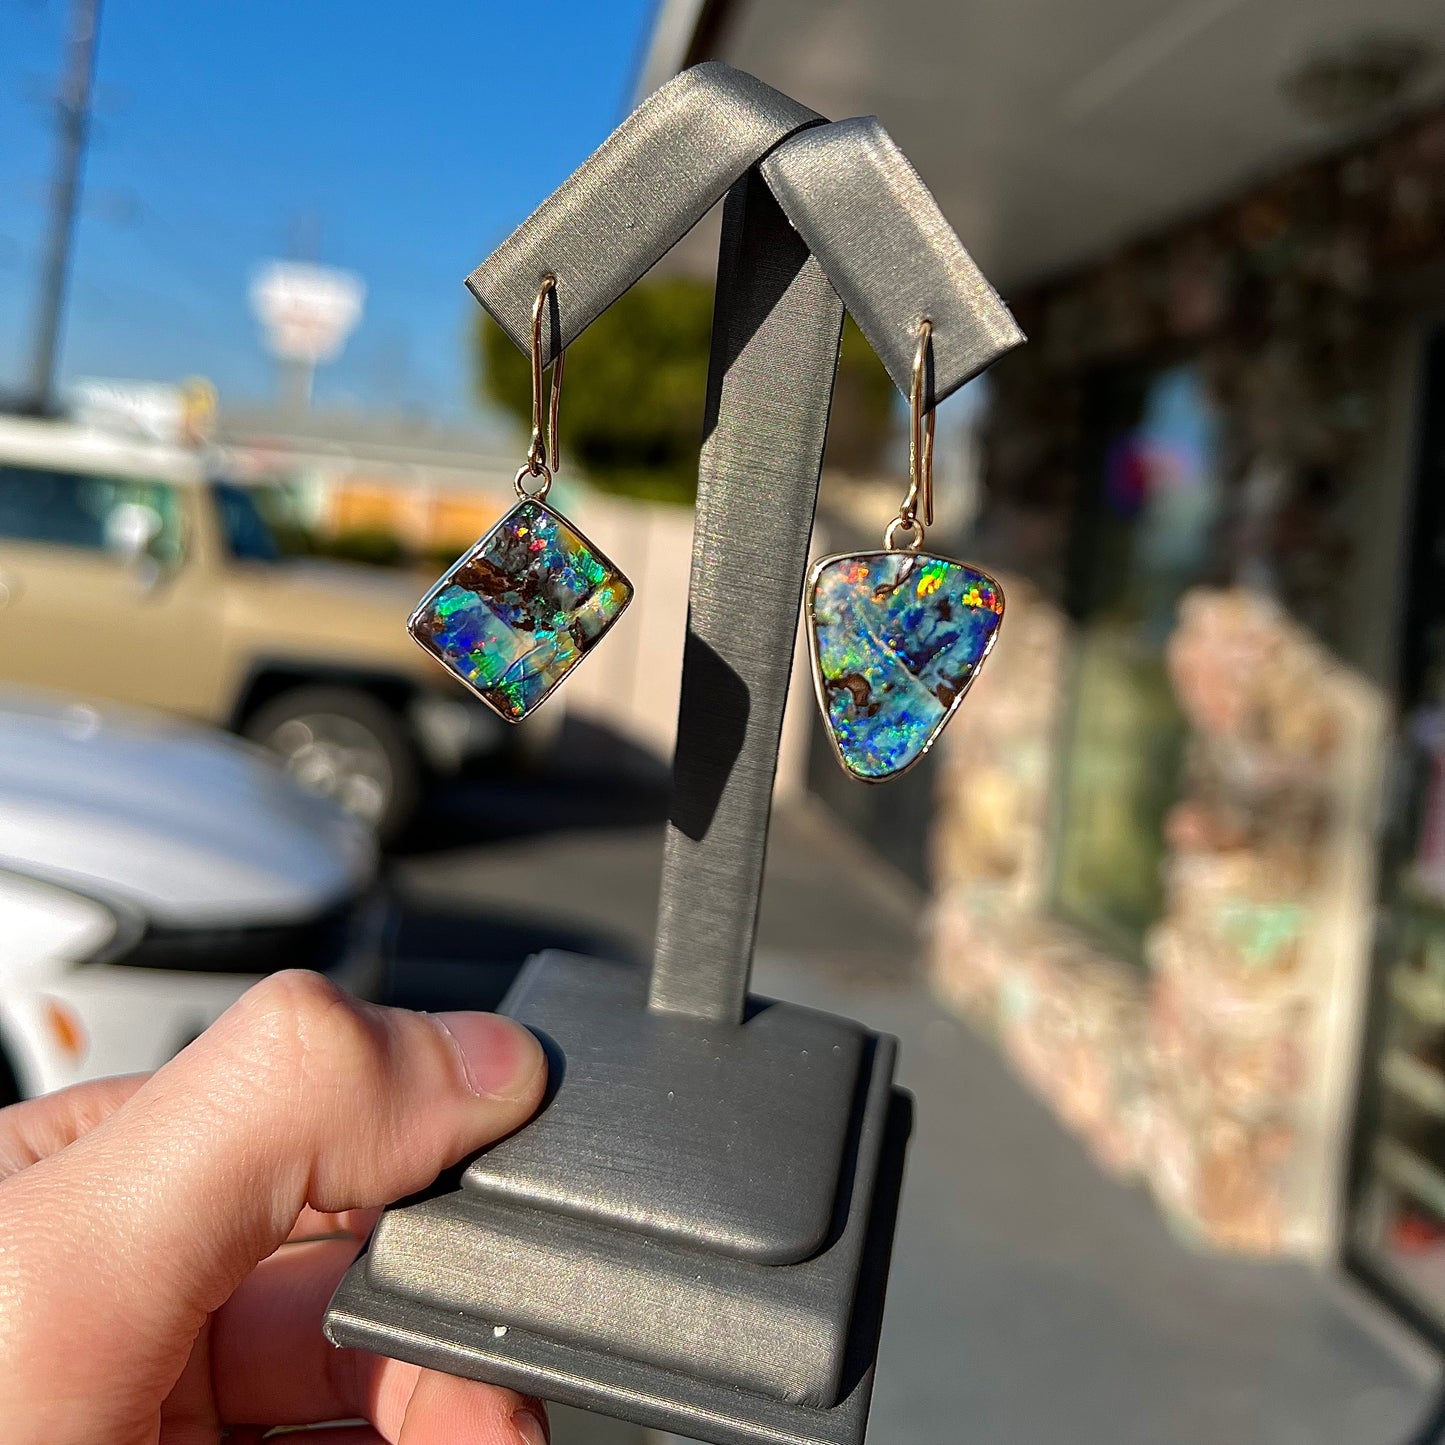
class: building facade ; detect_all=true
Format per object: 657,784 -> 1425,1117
930,102 -> 1445,1327
645,0 -> 1445,1344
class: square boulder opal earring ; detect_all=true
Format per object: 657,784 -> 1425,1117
408,275 -> 633,721
807,318 -> 1004,781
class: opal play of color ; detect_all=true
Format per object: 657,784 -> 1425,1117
809,552 -> 1003,781
409,498 -> 632,721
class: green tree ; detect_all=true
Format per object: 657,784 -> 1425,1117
476,277 -> 895,505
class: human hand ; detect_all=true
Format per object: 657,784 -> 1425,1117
0,970 -> 550,1445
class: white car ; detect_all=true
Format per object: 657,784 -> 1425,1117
0,690 -> 385,1101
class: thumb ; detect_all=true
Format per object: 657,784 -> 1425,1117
0,970 -> 545,1427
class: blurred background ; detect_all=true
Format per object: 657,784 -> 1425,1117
7,0 -> 1445,1441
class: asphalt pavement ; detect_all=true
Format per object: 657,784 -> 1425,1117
382,730 -> 1438,1445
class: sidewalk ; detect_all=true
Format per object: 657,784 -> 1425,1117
397,799 -> 1435,1444
760,942 -> 1432,1445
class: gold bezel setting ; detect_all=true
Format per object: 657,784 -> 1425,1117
408,496 -> 633,725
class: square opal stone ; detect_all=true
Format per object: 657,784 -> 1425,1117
808,551 -> 1003,781
409,498 -> 632,721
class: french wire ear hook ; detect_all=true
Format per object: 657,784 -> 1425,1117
413,264 -> 632,723
885,317 -> 935,551
907,318 -> 935,530
519,273 -> 564,496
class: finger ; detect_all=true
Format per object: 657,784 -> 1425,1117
397,1370 -> 548,1445
48,972 -> 543,1313
212,1232 -> 364,1423
0,1074 -> 148,1179
0,972 -> 545,1435
158,1315 -> 220,1444
212,1231 -> 532,1438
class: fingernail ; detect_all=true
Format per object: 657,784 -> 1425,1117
512,1405 -> 549,1445
433,1013 -> 544,1101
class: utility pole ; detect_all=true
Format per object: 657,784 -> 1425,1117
27,0 -> 102,415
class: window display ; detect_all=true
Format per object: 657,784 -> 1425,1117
1053,363 -> 1223,957
1352,328 -> 1445,1334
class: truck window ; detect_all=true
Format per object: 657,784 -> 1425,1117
210,481 -> 281,563
0,465 -> 184,565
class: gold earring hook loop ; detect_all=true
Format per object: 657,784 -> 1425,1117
886,317 -> 935,550
522,273 -> 564,492
907,318 -> 935,530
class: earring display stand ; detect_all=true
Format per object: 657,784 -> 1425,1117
325,63 -> 1023,1445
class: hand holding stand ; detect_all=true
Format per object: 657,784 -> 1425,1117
325,63 -> 1022,1445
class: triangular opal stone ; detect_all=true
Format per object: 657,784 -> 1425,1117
808,552 -> 1004,781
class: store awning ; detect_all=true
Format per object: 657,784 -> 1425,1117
639,0 -> 1445,292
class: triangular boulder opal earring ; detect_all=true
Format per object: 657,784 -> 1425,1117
806,319 -> 1004,782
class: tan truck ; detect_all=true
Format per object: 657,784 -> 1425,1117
0,415 -> 528,836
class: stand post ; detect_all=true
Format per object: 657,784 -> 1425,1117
647,169 -> 844,1023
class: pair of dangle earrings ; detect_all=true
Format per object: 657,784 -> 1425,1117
409,281 -> 1001,782
805,319 -> 1005,783
408,275 -> 634,723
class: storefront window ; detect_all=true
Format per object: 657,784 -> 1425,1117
1352,329 -> 1445,1336
1051,364 -> 1223,959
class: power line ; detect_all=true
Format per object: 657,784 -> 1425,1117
25,0 -> 101,414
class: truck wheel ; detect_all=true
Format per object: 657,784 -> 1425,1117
244,686 -> 420,840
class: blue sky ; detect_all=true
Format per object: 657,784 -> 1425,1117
0,0 -> 657,422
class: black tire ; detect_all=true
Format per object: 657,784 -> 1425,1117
243,685 -> 421,841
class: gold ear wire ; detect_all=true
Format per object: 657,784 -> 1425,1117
885,317 -> 935,551
908,317 -> 934,529
522,274 -> 565,489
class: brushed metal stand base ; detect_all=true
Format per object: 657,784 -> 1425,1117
324,953 -> 911,1445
